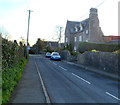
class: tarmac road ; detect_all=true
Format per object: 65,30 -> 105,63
10,55 -> 120,104
34,55 -> 120,104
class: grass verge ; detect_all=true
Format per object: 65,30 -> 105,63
2,58 -> 28,104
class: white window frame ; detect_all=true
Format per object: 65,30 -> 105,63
66,37 -> 68,43
74,37 -> 77,42
75,26 -> 78,32
80,23 -> 83,31
85,30 -> 88,34
74,46 -> 77,51
79,36 -> 82,41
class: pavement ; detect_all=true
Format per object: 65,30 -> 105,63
63,60 -> 120,81
9,56 -> 46,103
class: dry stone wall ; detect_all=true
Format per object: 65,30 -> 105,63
77,52 -> 119,73
61,50 -> 119,73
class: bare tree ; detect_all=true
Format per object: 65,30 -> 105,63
53,26 -> 64,47
0,26 -> 11,39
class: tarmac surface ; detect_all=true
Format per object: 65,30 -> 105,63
9,54 -> 120,104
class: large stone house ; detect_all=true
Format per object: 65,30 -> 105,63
65,8 -> 104,51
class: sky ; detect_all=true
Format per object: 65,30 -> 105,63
0,0 -> 119,46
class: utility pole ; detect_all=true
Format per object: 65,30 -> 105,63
26,10 -> 33,59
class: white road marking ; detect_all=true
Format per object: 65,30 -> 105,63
106,92 -> 120,101
72,73 -> 91,84
59,66 -> 67,71
35,62 -> 51,103
53,62 -> 57,65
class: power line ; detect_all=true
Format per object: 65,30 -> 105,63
95,0 -> 107,8
76,0 -> 107,21
76,12 -> 89,21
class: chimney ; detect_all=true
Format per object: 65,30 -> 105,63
89,8 -> 98,17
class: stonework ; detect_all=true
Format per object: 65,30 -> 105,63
65,8 -> 104,51
77,52 -> 119,73
60,50 -> 119,74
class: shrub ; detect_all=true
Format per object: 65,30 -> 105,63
1,35 -> 27,104
91,49 -> 100,52
78,42 -> 120,53
2,58 -> 27,104
71,51 -> 78,55
65,43 -> 73,52
2,38 -> 26,69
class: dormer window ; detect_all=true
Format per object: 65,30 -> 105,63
75,26 -> 78,32
80,23 -> 83,31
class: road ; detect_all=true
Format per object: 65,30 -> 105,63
33,54 -> 120,104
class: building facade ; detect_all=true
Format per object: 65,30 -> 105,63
65,8 -> 104,51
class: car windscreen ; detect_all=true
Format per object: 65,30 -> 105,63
53,53 -> 59,56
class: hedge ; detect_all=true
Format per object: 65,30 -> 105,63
2,58 -> 27,104
1,34 -> 27,104
2,38 -> 26,69
78,42 -> 120,53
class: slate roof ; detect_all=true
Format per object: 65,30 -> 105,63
44,41 -> 58,47
66,18 -> 89,34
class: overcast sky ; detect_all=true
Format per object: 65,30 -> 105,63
0,0 -> 119,46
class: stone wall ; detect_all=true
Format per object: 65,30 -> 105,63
77,52 -> 119,73
61,50 -> 119,73
60,50 -> 77,62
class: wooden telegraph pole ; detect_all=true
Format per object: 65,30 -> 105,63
26,10 -> 33,59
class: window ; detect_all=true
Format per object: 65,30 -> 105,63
66,37 -> 68,42
74,46 -> 77,51
85,30 -> 88,35
80,23 -> 83,31
79,36 -> 82,41
75,26 -> 78,32
74,37 -> 77,42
